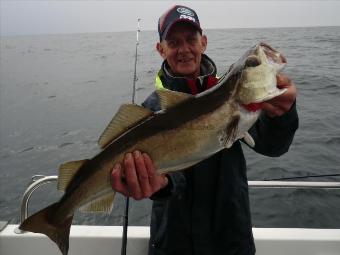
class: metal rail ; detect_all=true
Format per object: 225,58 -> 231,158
248,181 -> 340,189
14,175 -> 340,234
15,175 -> 58,234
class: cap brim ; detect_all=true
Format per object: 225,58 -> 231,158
161,19 -> 202,41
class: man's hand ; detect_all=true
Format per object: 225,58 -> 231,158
111,151 -> 168,200
262,73 -> 297,117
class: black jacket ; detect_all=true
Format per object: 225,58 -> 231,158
143,56 -> 299,255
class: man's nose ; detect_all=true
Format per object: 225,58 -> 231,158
178,41 -> 190,53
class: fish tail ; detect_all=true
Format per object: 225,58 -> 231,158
19,202 -> 73,255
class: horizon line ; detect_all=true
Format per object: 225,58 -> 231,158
1,25 -> 339,38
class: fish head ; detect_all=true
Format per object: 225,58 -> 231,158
234,42 -> 287,106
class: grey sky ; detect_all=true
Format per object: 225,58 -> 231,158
1,1 -> 340,36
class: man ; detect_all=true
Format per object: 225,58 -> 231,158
111,5 -> 298,255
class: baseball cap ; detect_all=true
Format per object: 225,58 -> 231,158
158,5 -> 202,41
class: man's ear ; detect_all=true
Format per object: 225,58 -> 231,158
201,35 -> 207,53
156,42 -> 167,60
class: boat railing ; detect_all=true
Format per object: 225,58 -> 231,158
15,175 -> 340,234
248,180 -> 340,189
15,175 -> 58,234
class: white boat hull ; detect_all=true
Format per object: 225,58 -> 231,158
1,225 -> 340,255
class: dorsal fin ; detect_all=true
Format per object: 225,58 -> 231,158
79,193 -> 115,213
98,104 -> 153,149
58,159 -> 89,191
156,89 -> 193,110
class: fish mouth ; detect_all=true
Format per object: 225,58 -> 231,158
259,42 -> 287,65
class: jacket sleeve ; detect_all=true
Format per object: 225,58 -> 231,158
142,91 -> 188,200
248,101 -> 299,157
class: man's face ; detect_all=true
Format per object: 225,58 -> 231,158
156,22 -> 207,79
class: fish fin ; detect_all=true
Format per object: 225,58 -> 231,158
19,203 -> 73,255
243,132 -> 255,148
156,89 -> 193,109
98,104 -> 153,148
222,113 -> 240,148
58,159 -> 89,191
79,192 -> 116,213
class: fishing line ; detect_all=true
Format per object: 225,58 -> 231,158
265,173 -> 340,181
121,18 -> 141,255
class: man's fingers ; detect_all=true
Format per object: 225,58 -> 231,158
276,73 -> 292,88
262,102 -> 284,117
124,153 -> 143,199
110,151 -> 168,199
111,163 -> 129,197
262,73 -> 297,117
133,151 -> 153,198
143,153 -> 159,188
143,153 -> 168,189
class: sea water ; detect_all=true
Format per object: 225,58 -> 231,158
1,26 -> 339,228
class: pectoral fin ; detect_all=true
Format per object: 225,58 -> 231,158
221,114 -> 240,148
98,104 -> 153,148
243,132 -> 255,148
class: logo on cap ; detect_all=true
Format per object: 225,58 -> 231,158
177,7 -> 195,17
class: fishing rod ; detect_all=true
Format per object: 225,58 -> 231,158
121,18 -> 141,255
131,18 -> 141,104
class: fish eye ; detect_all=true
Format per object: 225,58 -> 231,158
245,56 -> 261,67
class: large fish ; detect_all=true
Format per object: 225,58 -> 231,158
19,42 -> 287,255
